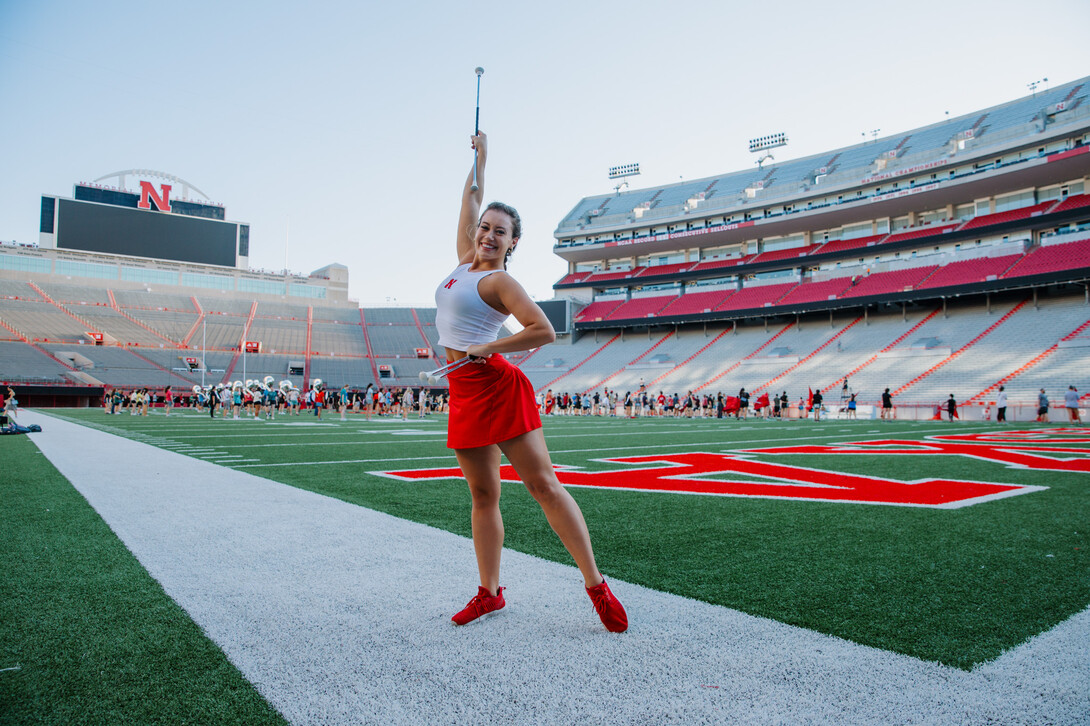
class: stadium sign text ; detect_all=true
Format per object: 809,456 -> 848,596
372,430 -> 1085,507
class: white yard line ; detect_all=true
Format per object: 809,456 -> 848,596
22,411 -> 1089,726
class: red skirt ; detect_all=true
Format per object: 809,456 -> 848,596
447,355 -> 542,449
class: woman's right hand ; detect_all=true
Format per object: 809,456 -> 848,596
471,131 -> 487,163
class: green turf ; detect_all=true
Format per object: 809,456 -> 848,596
27,410 -> 1090,670
0,433 -> 288,726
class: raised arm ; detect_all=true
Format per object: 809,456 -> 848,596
455,132 -> 487,263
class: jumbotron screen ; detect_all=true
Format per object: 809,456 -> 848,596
52,197 -> 240,267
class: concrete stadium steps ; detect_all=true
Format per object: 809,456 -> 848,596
365,324 -> 431,357
907,297 -> 1090,403
34,281 -> 111,305
0,279 -> 44,301
578,330 -> 677,394
990,346 -> 1090,406
767,312 -> 928,398
196,315 -> 247,350
531,332 -> 622,394
653,323 -> 789,394
890,300 -> 1030,401
39,344 -> 181,387
0,341 -> 79,383
310,321 -> 368,356
64,305 -> 164,346
521,332 -> 621,392
239,318 -> 309,354
112,289 -> 197,311
565,329 -> 714,395
118,308 -> 198,344
842,300 -> 1022,403
139,349 -> 235,385
0,299 -> 98,343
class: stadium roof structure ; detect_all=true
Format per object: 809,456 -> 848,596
554,76 -> 1090,262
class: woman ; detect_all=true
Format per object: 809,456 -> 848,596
436,132 -> 627,632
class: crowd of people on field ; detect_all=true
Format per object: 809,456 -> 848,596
66,376 -> 1080,428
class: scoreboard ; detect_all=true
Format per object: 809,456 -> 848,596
39,181 -> 248,268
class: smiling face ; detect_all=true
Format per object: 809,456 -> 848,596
475,208 -> 518,265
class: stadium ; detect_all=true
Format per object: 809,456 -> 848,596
3,78 -> 1088,724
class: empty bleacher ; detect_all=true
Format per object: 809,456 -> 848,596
777,277 -> 852,306
574,299 -> 625,323
1002,238 -> 1090,279
0,299 -> 95,342
715,282 -> 797,312
959,201 -> 1055,230
605,294 -> 678,321
916,254 -> 1022,290
839,265 -> 940,299
366,324 -> 430,356
248,318 -> 310,353
311,321 -> 368,356
0,341 -> 76,383
658,288 -> 736,317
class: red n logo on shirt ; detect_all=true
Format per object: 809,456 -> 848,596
444,279 -> 457,289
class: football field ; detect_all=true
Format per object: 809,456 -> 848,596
3,408 -> 1087,724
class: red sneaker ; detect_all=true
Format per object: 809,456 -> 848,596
586,579 -> 628,632
451,586 -> 505,626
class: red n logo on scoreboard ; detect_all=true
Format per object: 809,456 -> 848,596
138,181 -> 172,212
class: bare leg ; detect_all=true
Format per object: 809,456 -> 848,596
454,445 -> 504,595
499,428 -> 604,588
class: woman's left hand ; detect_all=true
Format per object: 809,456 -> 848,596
465,345 -> 491,362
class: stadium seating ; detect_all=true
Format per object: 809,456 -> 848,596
1050,193 -> 1090,214
915,254 -> 1022,290
809,234 -> 887,256
883,224 -> 960,245
749,247 -> 810,265
958,201 -> 1055,231
574,299 -> 625,322
777,277 -> 853,306
658,289 -> 736,317
604,295 -> 678,321
715,282 -> 797,311
555,271 -> 593,286
583,268 -> 647,285
635,262 -> 694,278
1002,238 -> 1090,279
838,265 -> 940,299
689,255 -> 754,273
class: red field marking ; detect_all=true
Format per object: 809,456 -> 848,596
744,436 -> 1090,474
374,450 -> 1040,508
926,429 -> 1090,444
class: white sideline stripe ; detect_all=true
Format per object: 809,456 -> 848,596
22,410 -> 1089,726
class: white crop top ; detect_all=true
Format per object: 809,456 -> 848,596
434,263 -> 509,351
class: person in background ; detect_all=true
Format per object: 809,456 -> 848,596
995,385 -> 1007,423
881,388 -> 894,420
1065,385 -> 1082,426
1037,389 -> 1049,423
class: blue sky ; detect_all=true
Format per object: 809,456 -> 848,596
1,0 -> 1088,305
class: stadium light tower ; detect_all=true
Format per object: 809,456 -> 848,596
749,132 -> 787,168
862,128 -> 880,144
1027,78 -> 1048,97
608,163 -> 640,194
